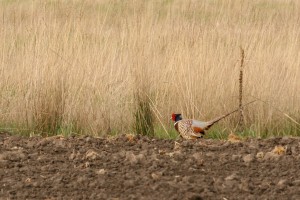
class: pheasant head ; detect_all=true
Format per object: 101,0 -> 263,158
171,113 -> 182,122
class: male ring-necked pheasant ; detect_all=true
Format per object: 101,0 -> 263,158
171,101 -> 255,140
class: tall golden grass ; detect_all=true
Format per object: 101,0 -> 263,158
0,0 -> 299,137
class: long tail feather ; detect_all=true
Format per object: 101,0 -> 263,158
205,100 -> 257,129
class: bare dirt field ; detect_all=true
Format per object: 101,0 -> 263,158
1,132 -> 300,200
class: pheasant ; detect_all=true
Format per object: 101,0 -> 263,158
171,101 -> 256,140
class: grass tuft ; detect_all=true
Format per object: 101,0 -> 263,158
134,94 -> 154,137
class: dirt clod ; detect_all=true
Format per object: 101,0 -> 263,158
85,149 -> 100,160
151,172 -> 162,180
232,154 -> 242,161
243,154 -> 254,163
264,152 -> 281,161
256,151 -> 264,160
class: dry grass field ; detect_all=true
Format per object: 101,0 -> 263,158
0,0 -> 299,138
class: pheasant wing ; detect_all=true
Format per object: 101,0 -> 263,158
191,120 -> 211,132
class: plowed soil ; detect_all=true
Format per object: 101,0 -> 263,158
1,132 -> 300,200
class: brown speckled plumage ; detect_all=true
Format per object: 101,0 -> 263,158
175,119 -> 204,140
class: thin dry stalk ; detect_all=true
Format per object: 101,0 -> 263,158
238,47 -> 245,131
